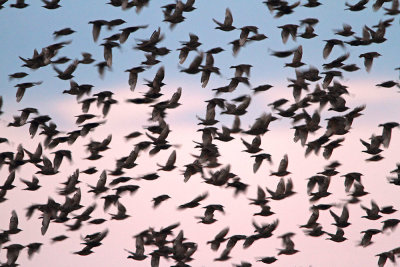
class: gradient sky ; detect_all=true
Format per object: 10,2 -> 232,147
1,0 -> 400,267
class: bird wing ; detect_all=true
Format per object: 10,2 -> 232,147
292,45 -> 303,63
117,202 -> 127,215
5,171 -> 16,187
278,154 -> 288,173
64,59 -> 79,75
329,209 -> 339,223
9,210 -> 18,231
135,235 -> 145,255
215,227 -> 229,240
340,205 -> 349,222
276,178 -> 285,195
225,8 -> 233,26
165,150 -> 177,167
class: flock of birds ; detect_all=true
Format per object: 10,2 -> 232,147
1,0 -> 400,266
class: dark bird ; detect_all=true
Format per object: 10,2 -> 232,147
110,202 -> 130,220
359,229 -> 381,247
9,72 -> 28,80
278,24 -> 298,44
334,23 -> 355,36
254,204 -> 274,217
157,150 -> 177,171
303,0 -> 322,7
89,20 -> 108,42
267,177 -> 295,200
3,243 -> 25,265
79,52 -> 95,64
345,0 -> 369,11
278,232 -> 299,255
6,210 -> 22,235
42,0 -> 61,9
379,122 -> 399,148
382,219 -> 400,231
270,154 -> 290,177
213,8 -> 235,31
360,135 -> 383,155
0,171 -> 16,190
10,0 -> 28,8
359,52 -> 381,72
26,242 -> 42,259
20,175 -> 41,191
326,227 -> 347,242
15,81 -> 43,102
285,45 -> 304,68
101,41 -> 120,67
299,24 -> 317,39
53,59 -> 79,80
323,39 -> 345,59
178,192 -> 208,209
257,256 -> 277,264
361,200 -> 382,220
119,25 -> 148,43
241,136 -> 262,154
53,27 -> 75,39
152,194 -> 170,208
87,170 -> 109,196
330,205 -> 351,228
125,234 -> 147,261
251,153 -> 272,173
207,227 -> 229,251
341,172 -> 363,192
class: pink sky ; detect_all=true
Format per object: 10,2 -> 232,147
1,79 -> 400,267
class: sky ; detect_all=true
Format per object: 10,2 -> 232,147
1,0 -> 400,266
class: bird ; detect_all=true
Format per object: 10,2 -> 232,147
330,206 -> 351,228
241,136 -> 262,154
6,210 -> 22,235
213,8 -> 235,31
379,122 -> 399,148
361,200 -> 382,220
157,150 -> 177,171
89,20 -> 108,42
326,227 -> 347,242
3,244 -> 25,265
10,0 -> 28,8
285,45 -> 304,68
20,175 -> 41,191
8,72 -> 28,80
270,154 -> 290,177
26,243 -> 43,259
257,256 -> 277,264
278,232 -> 299,255
125,234 -> 147,261
53,27 -> 75,39
359,52 -> 381,72
109,202 -> 130,220
42,0 -> 61,9
278,24 -> 299,44
53,59 -> 79,80
119,25 -> 148,43
345,0 -> 369,11
359,229 -> 381,247
15,82 -> 43,102
251,153 -> 272,173
178,192 -> 208,209
303,0 -> 322,8
87,170 -> 109,196
152,194 -> 171,208
207,227 -> 229,251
